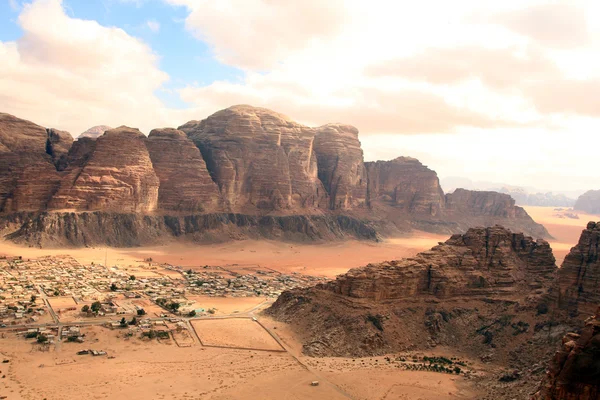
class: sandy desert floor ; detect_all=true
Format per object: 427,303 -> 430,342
0,319 -> 477,400
0,232 -> 447,278
524,206 -> 598,265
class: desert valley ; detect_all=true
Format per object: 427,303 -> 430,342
0,105 -> 598,400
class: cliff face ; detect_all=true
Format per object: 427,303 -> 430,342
313,124 -> 368,210
0,113 -> 67,212
575,190 -> 600,215
180,105 -> 326,212
366,157 -> 445,215
550,222 -> 600,318
146,128 -> 221,212
1,107 -> 551,246
49,127 -> 159,212
533,308 -> 600,400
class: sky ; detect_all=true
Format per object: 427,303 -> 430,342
0,0 -> 599,192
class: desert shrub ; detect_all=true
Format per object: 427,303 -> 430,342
366,314 -> 384,331
536,303 -> 549,315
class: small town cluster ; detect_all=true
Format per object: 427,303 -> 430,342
0,254 -> 326,329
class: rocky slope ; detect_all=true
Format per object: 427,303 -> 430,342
146,128 -> 221,212
267,226 -> 558,357
0,106 -> 550,245
2,212 -> 377,247
49,127 -> 159,212
533,308 -> 600,400
575,190 -> 600,215
549,221 -> 600,318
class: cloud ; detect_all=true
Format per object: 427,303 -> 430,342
492,2 -> 591,49
526,78 -> 600,117
367,46 -> 560,90
165,0 -> 350,70
146,19 -> 160,32
9,0 -> 20,11
0,0 -> 170,135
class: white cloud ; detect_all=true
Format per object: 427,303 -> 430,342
9,0 -> 20,11
146,19 -> 160,32
0,0 -> 170,135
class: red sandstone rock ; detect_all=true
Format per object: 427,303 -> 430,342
49,126 -> 159,212
179,105 -> 326,212
78,125 -> 112,140
533,307 -> 600,400
366,157 -> 445,215
313,124 -> 368,210
146,128 -> 221,212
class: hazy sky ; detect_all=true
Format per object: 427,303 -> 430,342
1,0 -> 599,192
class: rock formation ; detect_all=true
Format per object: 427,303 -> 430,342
366,157 -> 445,215
575,190 -> 600,215
533,308 -> 600,400
313,124 -> 368,209
0,113 -> 64,212
78,125 -> 112,140
550,222 -> 600,318
145,128 -> 221,212
180,105 -> 326,212
49,127 -> 159,212
0,107 -> 551,246
267,226 -> 557,357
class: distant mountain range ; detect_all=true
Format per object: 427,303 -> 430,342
441,177 -> 584,207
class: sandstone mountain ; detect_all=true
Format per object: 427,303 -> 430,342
78,125 -> 112,140
267,225 -> 558,356
533,308 -> 600,400
1,106 -> 550,246
575,190 -> 600,215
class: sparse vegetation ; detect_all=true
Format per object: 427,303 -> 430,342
366,314 -> 384,331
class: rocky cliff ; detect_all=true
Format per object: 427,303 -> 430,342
0,113 -> 69,212
49,127 -> 159,212
313,124 -> 368,210
533,308 -> 600,400
575,190 -> 600,215
267,226 -> 558,357
0,107 -> 551,246
550,221 -> 600,318
366,157 -> 445,215
180,105 -> 326,212
146,128 -> 221,212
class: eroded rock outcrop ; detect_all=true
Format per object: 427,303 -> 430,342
0,113 -> 66,212
533,308 -> 600,400
267,226 -> 557,357
550,222 -> 600,318
366,157 -> 445,215
49,127 -> 159,212
180,105 -> 326,212
313,124 -> 368,210
575,190 -> 600,215
146,128 -> 221,212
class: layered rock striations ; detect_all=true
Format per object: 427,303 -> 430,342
550,222 -> 600,318
1,107 -> 551,245
575,190 -> 600,215
49,127 -> 159,212
313,124 -> 368,210
267,226 -> 558,357
0,113 -> 69,212
366,157 -> 445,215
533,308 -> 600,400
180,105 -> 326,212
146,128 -> 221,212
